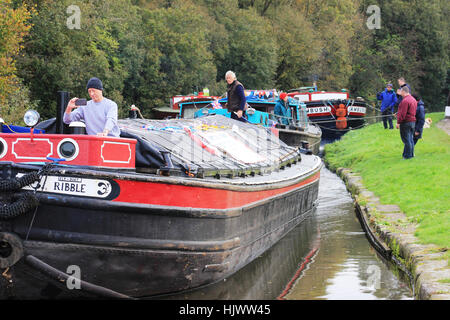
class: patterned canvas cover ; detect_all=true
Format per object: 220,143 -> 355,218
119,115 -> 300,177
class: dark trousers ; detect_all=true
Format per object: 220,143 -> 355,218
413,130 -> 422,145
382,109 -> 393,129
231,111 -> 247,123
399,122 -> 415,159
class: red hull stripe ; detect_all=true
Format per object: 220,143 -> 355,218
113,172 -> 320,209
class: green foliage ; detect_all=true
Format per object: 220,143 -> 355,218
17,0 -> 139,119
201,0 -> 277,89
138,0 -> 217,116
2,0 -> 448,121
325,112 -> 450,252
0,0 -> 34,122
267,4 -> 322,89
355,0 -> 449,110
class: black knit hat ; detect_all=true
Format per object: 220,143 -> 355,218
86,77 -> 103,91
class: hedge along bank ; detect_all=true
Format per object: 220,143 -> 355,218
323,113 -> 450,300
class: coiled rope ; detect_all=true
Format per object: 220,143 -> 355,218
0,172 -> 40,192
0,163 -> 55,220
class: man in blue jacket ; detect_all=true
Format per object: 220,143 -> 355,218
412,94 -> 425,145
377,83 -> 397,129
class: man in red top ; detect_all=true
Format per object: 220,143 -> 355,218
396,86 -> 417,159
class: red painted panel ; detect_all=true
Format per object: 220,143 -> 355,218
113,172 -> 320,209
0,133 -> 136,168
12,138 -> 52,160
101,141 -> 132,163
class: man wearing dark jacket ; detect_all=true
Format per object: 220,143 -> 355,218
396,86 -> 417,159
377,83 -> 397,129
412,94 -> 425,145
225,71 -> 247,123
396,77 -> 412,107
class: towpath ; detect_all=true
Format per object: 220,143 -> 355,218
436,118 -> 450,135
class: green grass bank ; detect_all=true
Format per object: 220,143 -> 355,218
324,112 -> 449,264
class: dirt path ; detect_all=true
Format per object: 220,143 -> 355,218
436,118 -> 450,135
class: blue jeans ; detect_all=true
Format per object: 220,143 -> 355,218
399,122 -> 415,159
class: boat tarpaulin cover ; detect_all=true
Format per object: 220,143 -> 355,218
119,115 -> 300,175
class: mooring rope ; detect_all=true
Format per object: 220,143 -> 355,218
0,163 -> 56,221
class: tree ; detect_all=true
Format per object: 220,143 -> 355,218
302,0 -> 360,90
0,0 -> 34,123
358,0 -> 449,110
266,4 -> 322,90
202,0 -> 277,89
17,0 -> 141,119
137,0 -> 217,115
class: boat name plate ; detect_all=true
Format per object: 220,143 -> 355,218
18,174 -> 116,199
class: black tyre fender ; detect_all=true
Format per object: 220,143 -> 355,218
0,232 -> 24,268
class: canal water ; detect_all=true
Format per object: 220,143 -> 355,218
164,167 -> 413,300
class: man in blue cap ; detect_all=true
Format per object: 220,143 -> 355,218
64,77 -> 120,137
377,83 -> 397,129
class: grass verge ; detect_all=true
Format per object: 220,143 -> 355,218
324,112 -> 449,263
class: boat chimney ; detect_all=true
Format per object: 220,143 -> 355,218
57,91 -> 70,134
0,117 -> 4,133
69,121 -> 87,135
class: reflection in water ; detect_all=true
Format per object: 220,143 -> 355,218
160,168 -> 413,300
284,168 -> 412,300
161,210 -> 321,300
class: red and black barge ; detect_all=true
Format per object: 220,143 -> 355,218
0,101 -> 322,299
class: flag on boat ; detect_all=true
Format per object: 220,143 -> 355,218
212,99 -> 222,109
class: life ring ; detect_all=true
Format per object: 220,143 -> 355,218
0,232 -> 24,268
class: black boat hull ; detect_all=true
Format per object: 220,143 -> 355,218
0,160 -> 321,299
309,116 -> 365,140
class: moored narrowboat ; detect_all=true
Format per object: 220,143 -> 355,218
287,86 -> 367,140
175,89 -> 322,155
0,102 -> 322,299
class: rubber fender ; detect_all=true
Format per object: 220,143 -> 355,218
336,117 -> 347,129
335,104 -> 347,117
0,232 -> 24,268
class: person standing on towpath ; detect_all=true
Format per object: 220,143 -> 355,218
396,77 -> 412,108
412,93 -> 425,146
396,86 -> 417,159
377,83 -> 397,129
